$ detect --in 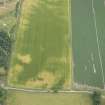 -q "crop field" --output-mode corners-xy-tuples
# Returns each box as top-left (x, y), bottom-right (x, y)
(72, 0), (105, 88)
(8, 0), (71, 89)
(7, 91), (94, 105)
